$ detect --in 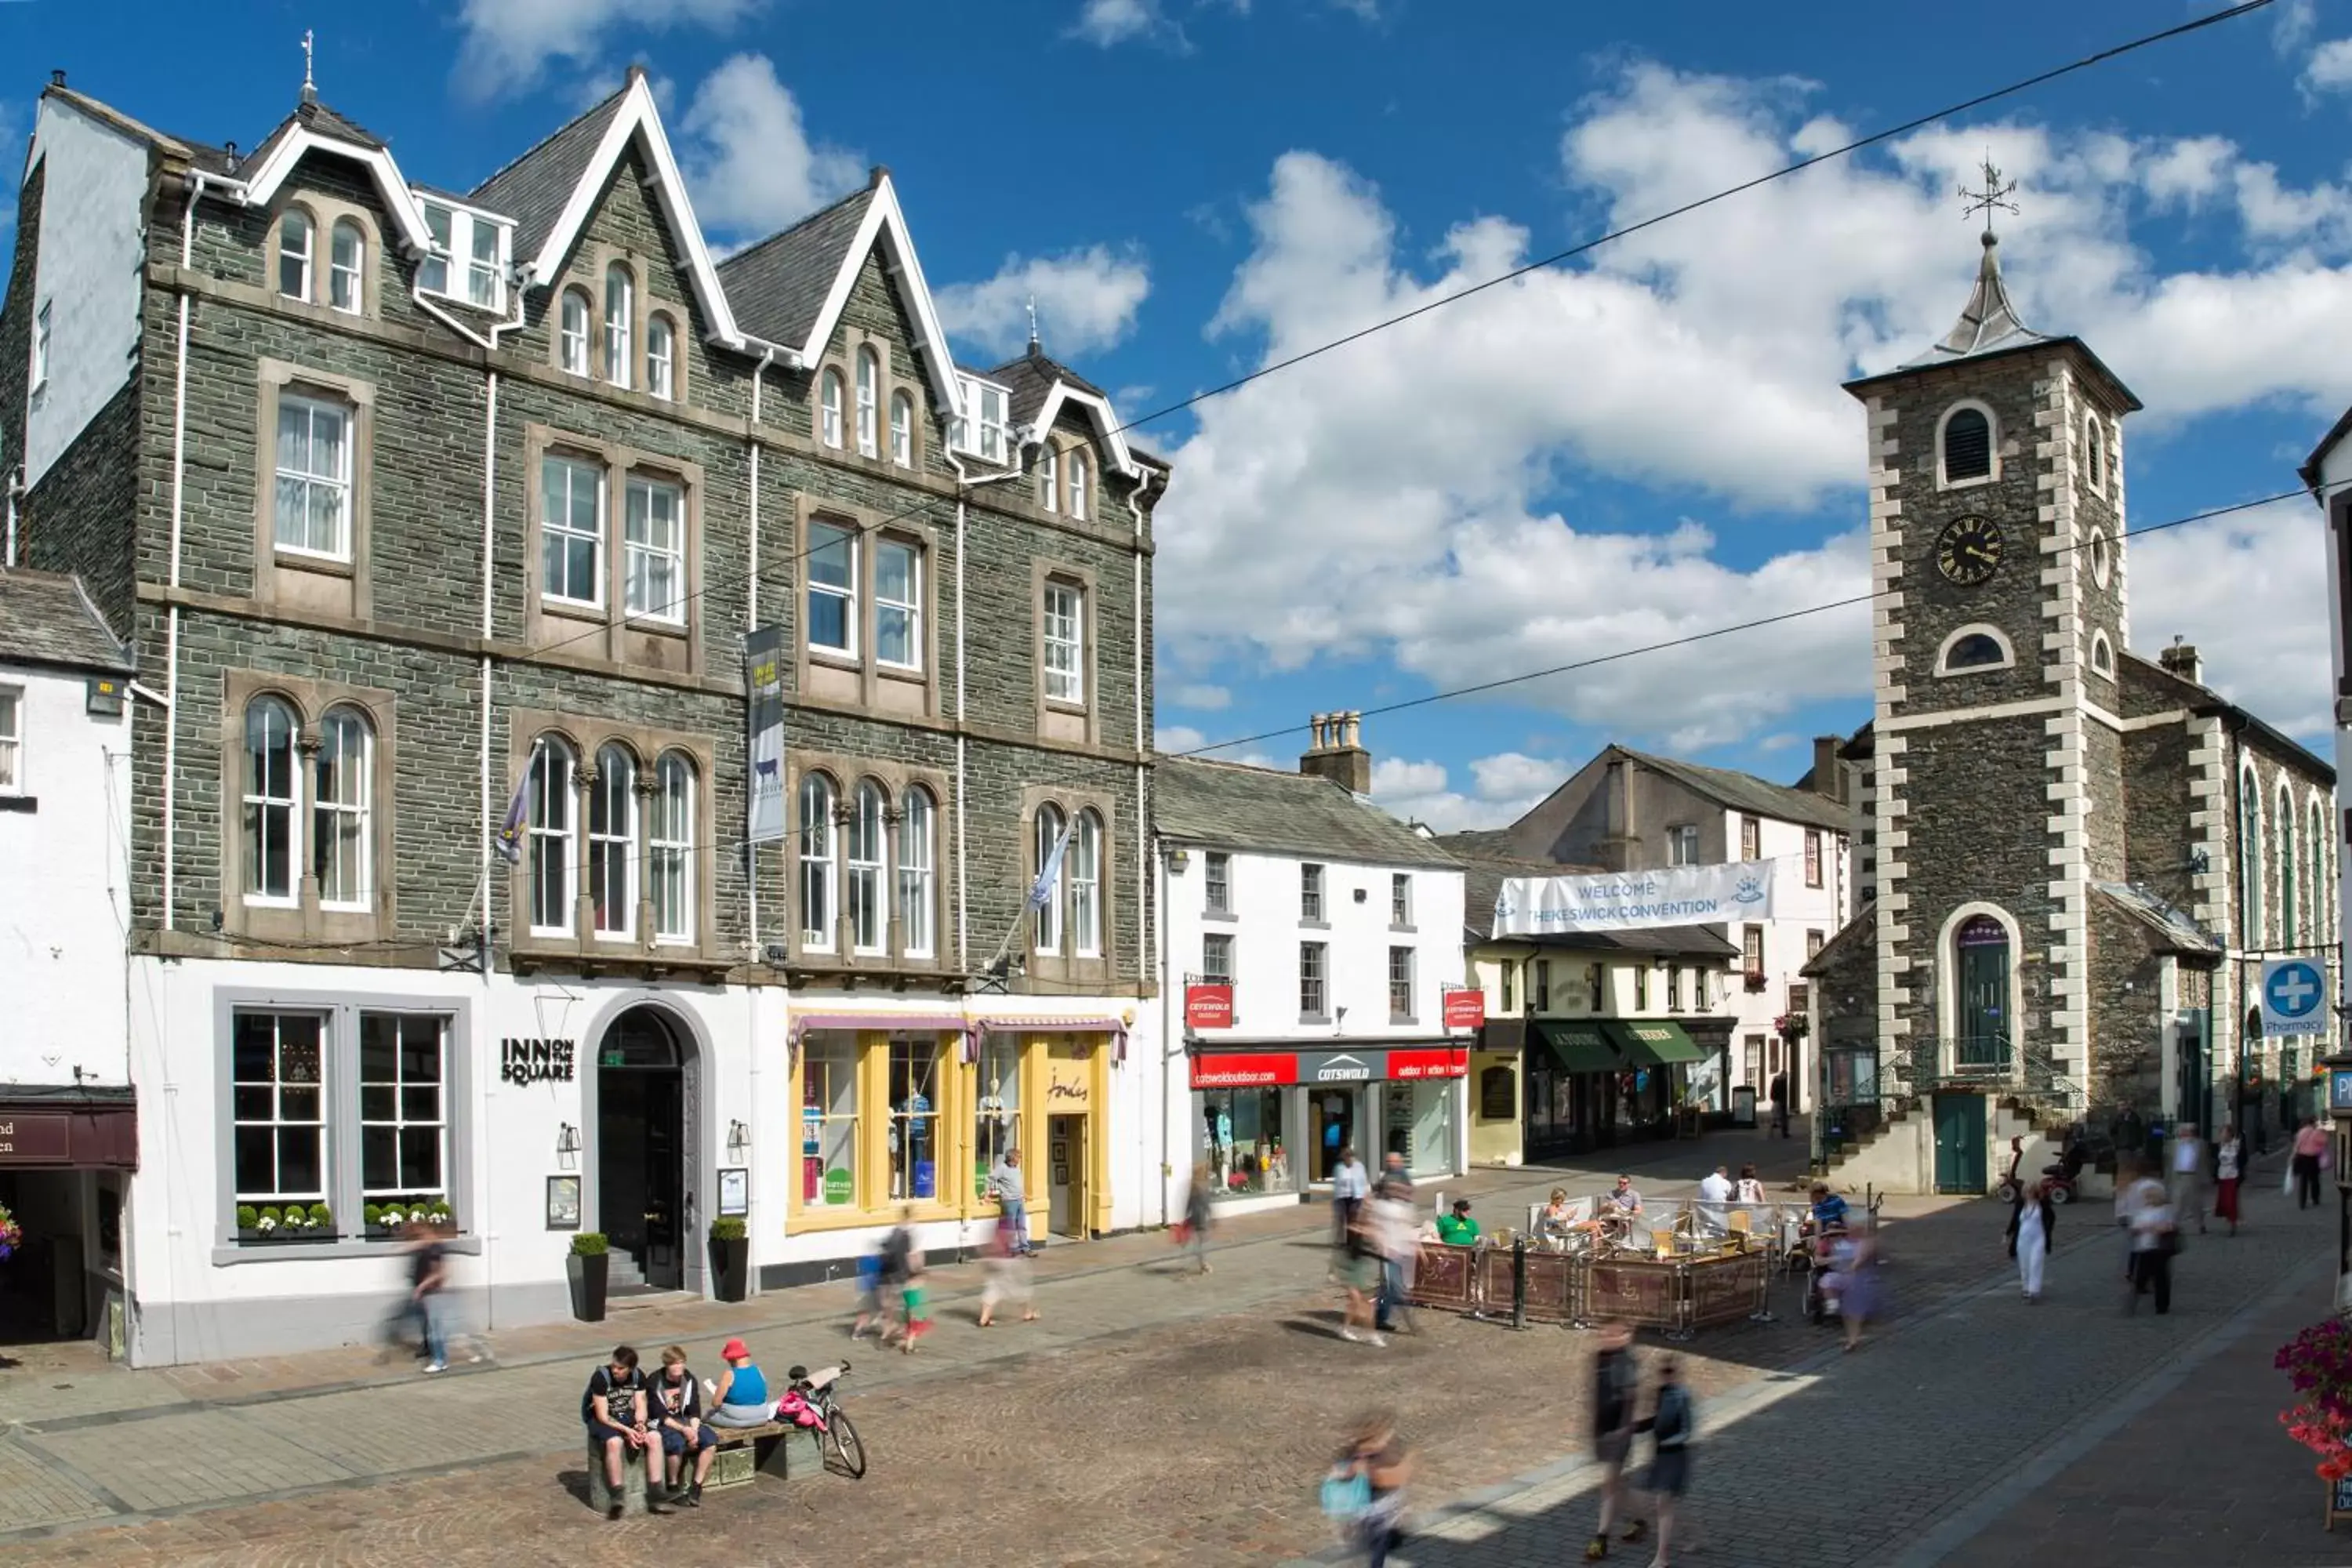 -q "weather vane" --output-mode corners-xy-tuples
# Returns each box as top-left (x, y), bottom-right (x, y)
(1025, 293), (1040, 351)
(1959, 154), (2019, 238)
(302, 30), (316, 94)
